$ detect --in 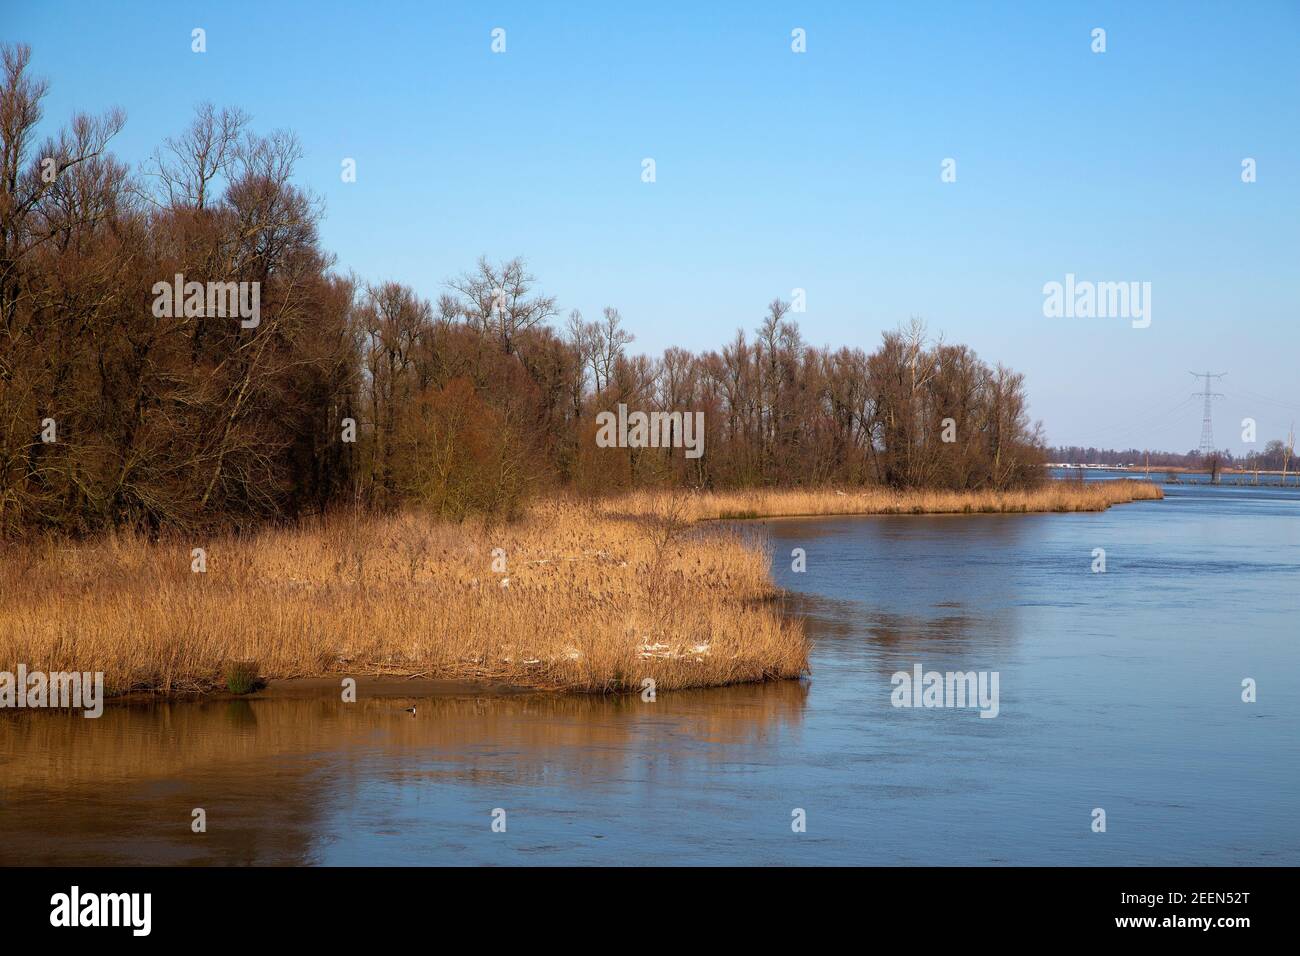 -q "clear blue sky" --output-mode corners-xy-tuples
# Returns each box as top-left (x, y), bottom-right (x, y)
(7, 1), (1299, 452)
